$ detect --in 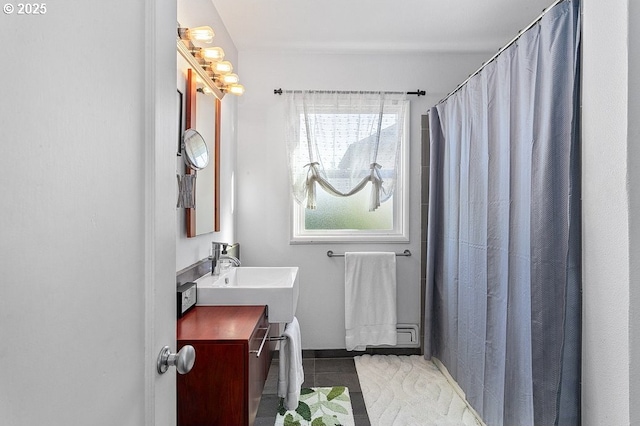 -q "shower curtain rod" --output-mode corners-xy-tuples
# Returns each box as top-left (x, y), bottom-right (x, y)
(436, 0), (566, 106)
(274, 88), (425, 96)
